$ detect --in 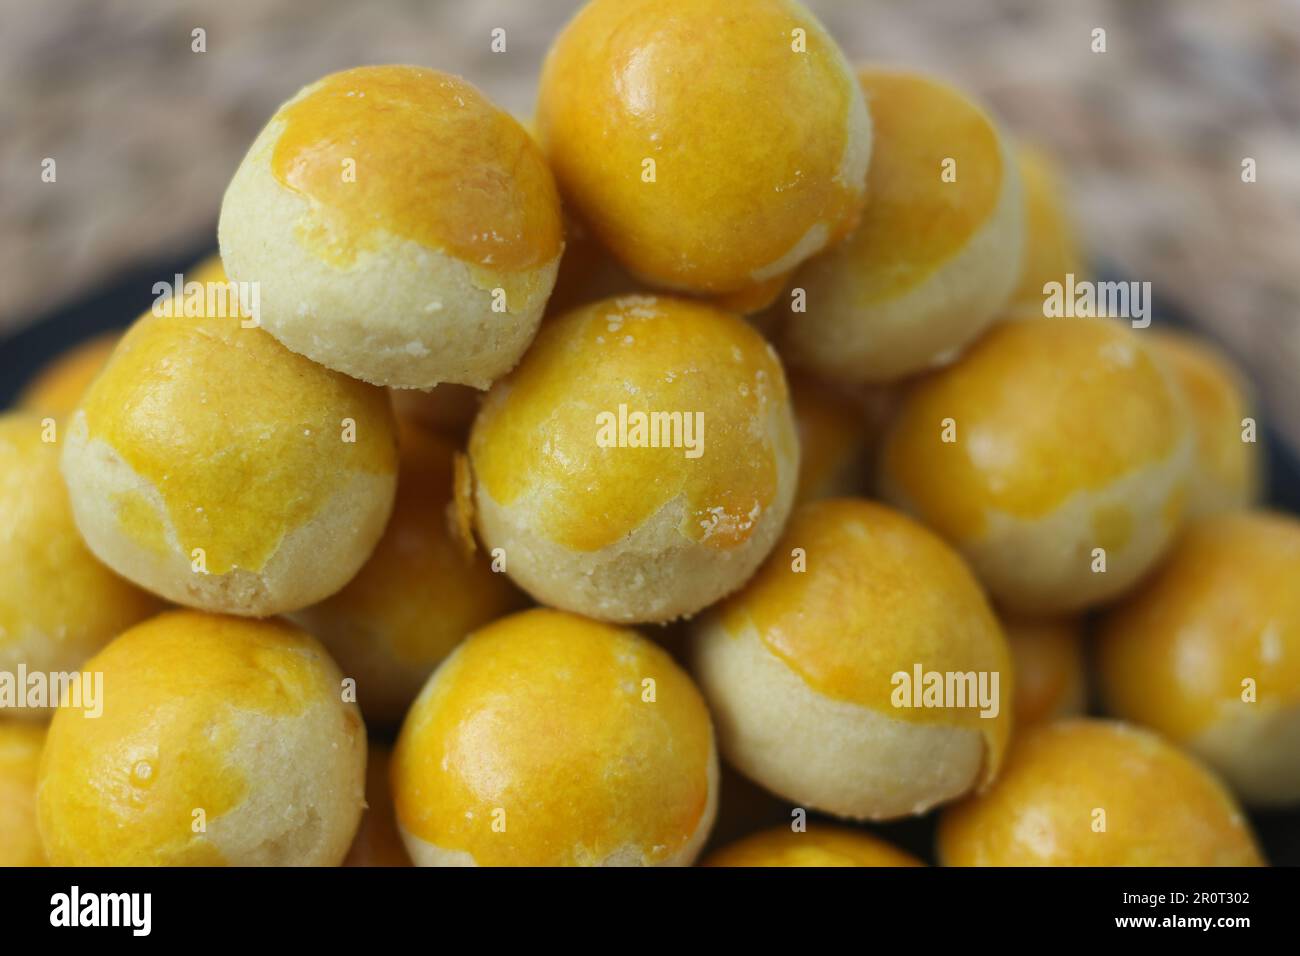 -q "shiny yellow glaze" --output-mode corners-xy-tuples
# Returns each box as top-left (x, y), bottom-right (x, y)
(938, 720), (1262, 866)
(1010, 143), (1084, 307)
(18, 333), (120, 419)
(37, 611), (346, 866)
(881, 318), (1185, 540)
(1097, 512), (1300, 740)
(392, 608), (713, 866)
(470, 296), (794, 552)
(188, 253), (228, 286)
(0, 414), (161, 659)
(299, 423), (525, 714)
(1148, 330), (1259, 514)
(537, 0), (865, 294)
(345, 746), (411, 867)
(803, 67), (1003, 304)
(271, 66), (562, 283)
(704, 824), (922, 867)
(1003, 618), (1084, 728)
(788, 374), (869, 506)
(80, 267), (398, 576)
(0, 723), (47, 866)
(718, 499), (1011, 782)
